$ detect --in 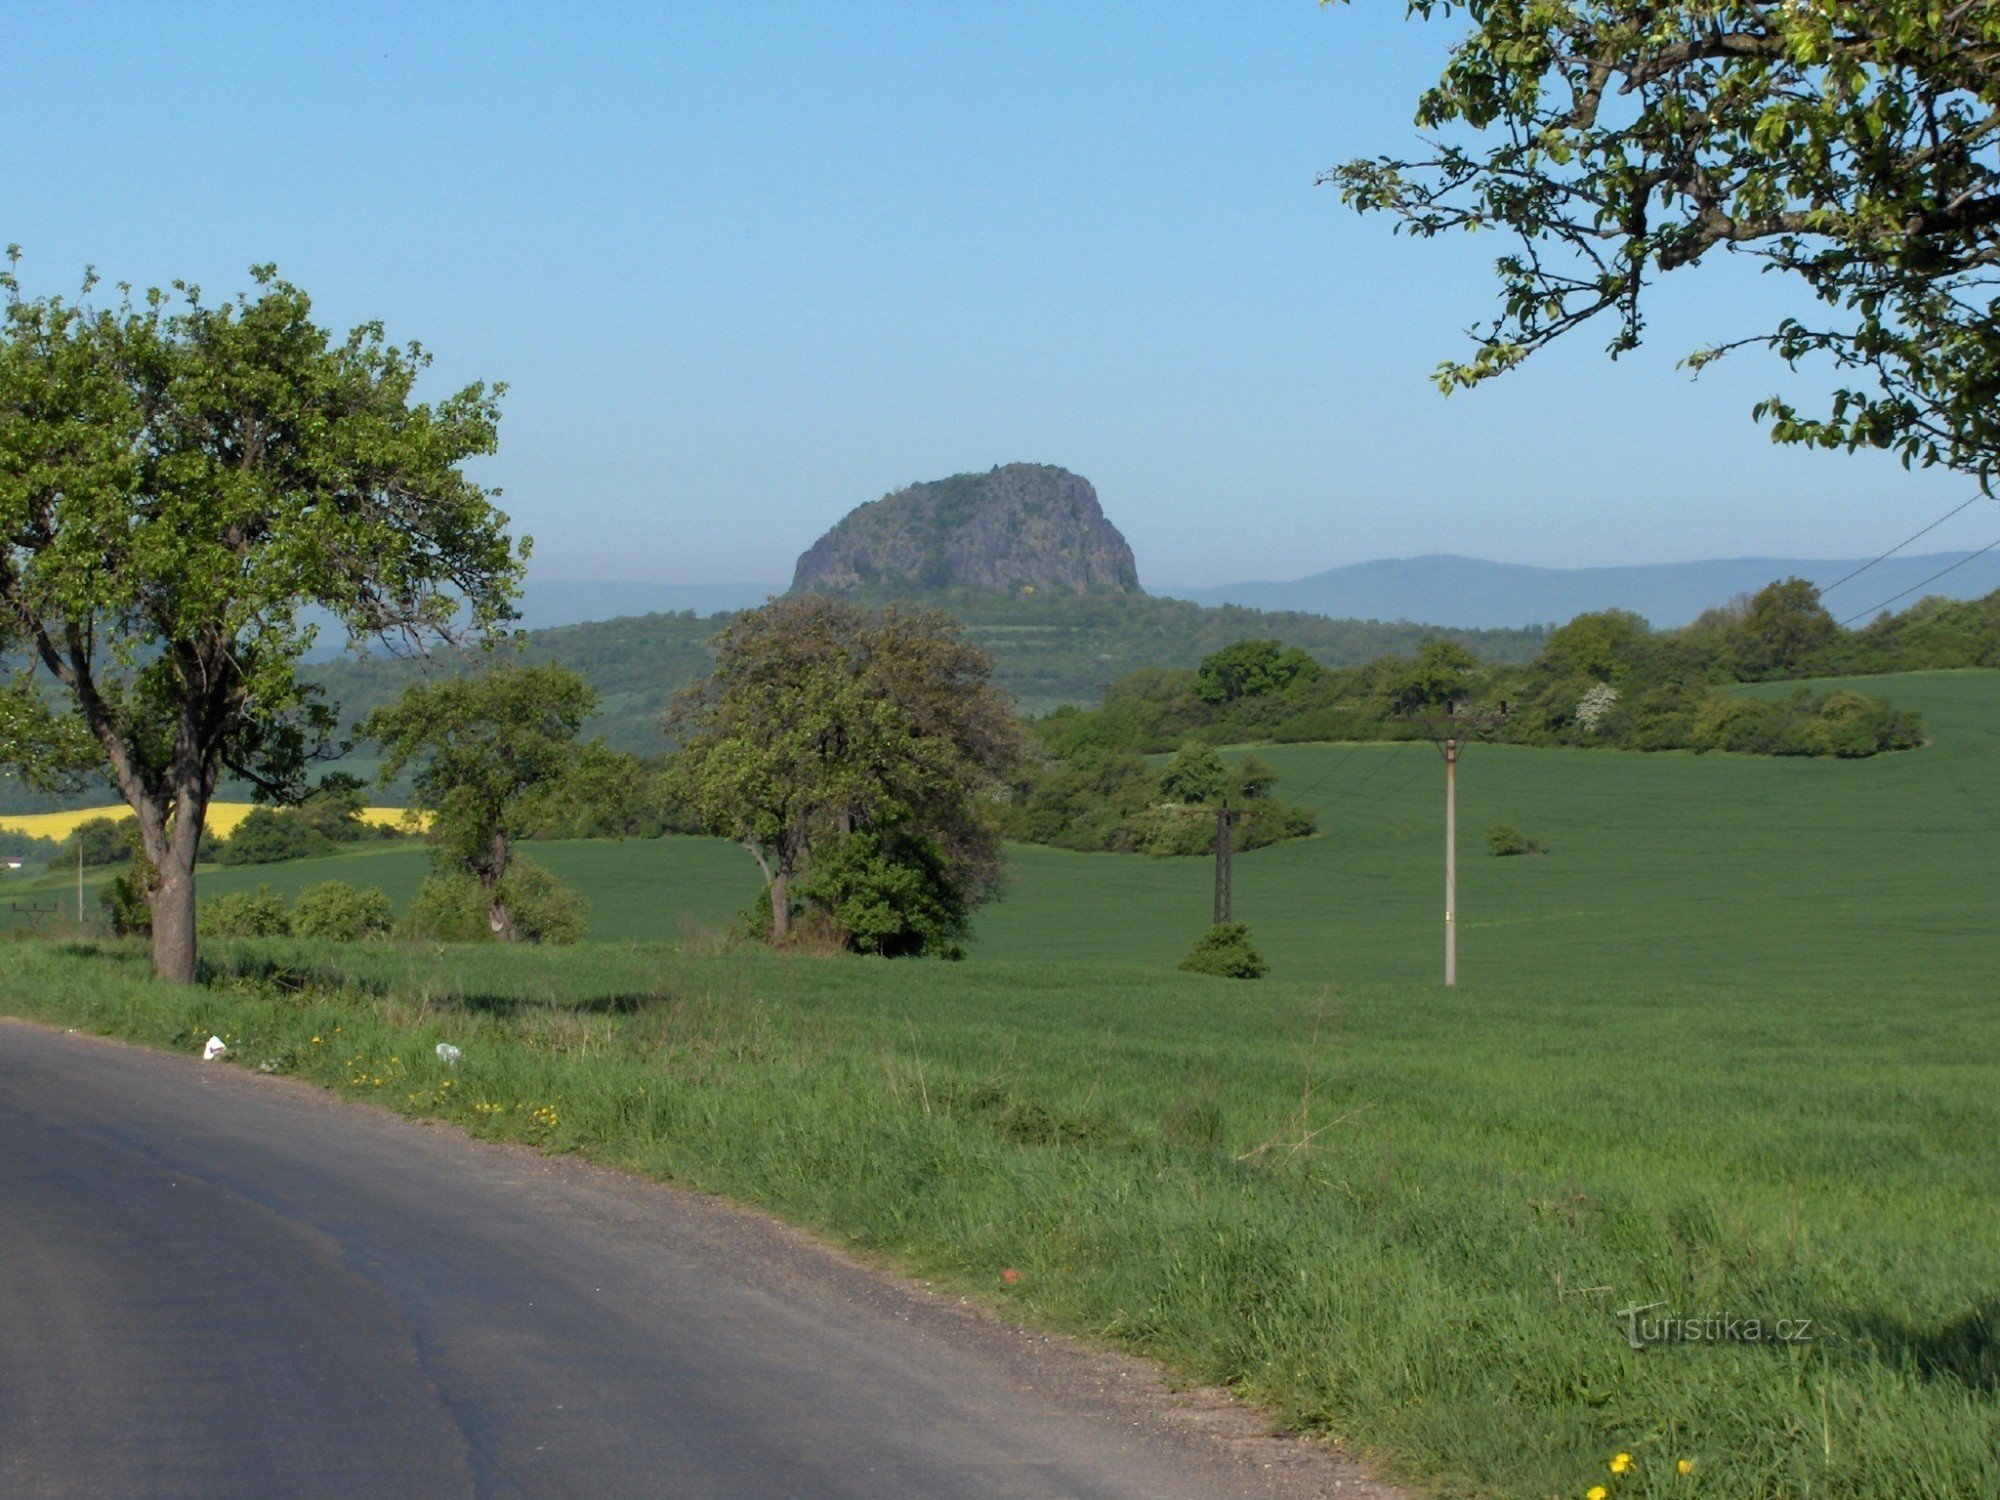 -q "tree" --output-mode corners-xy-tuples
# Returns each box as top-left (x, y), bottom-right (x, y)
(1193, 639), (1321, 703)
(1742, 577), (1837, 674)
(0, 259), (520, 981)
(1541, 609), (1651, 682)
(213, 806), (335, 866)
(668, 596), (1023, 947)
(1158, 743), (1228, 805)
(1386, 639), (1480, 715)
(1330, 5), (2000, 485)
(365, 664), (594, 942)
